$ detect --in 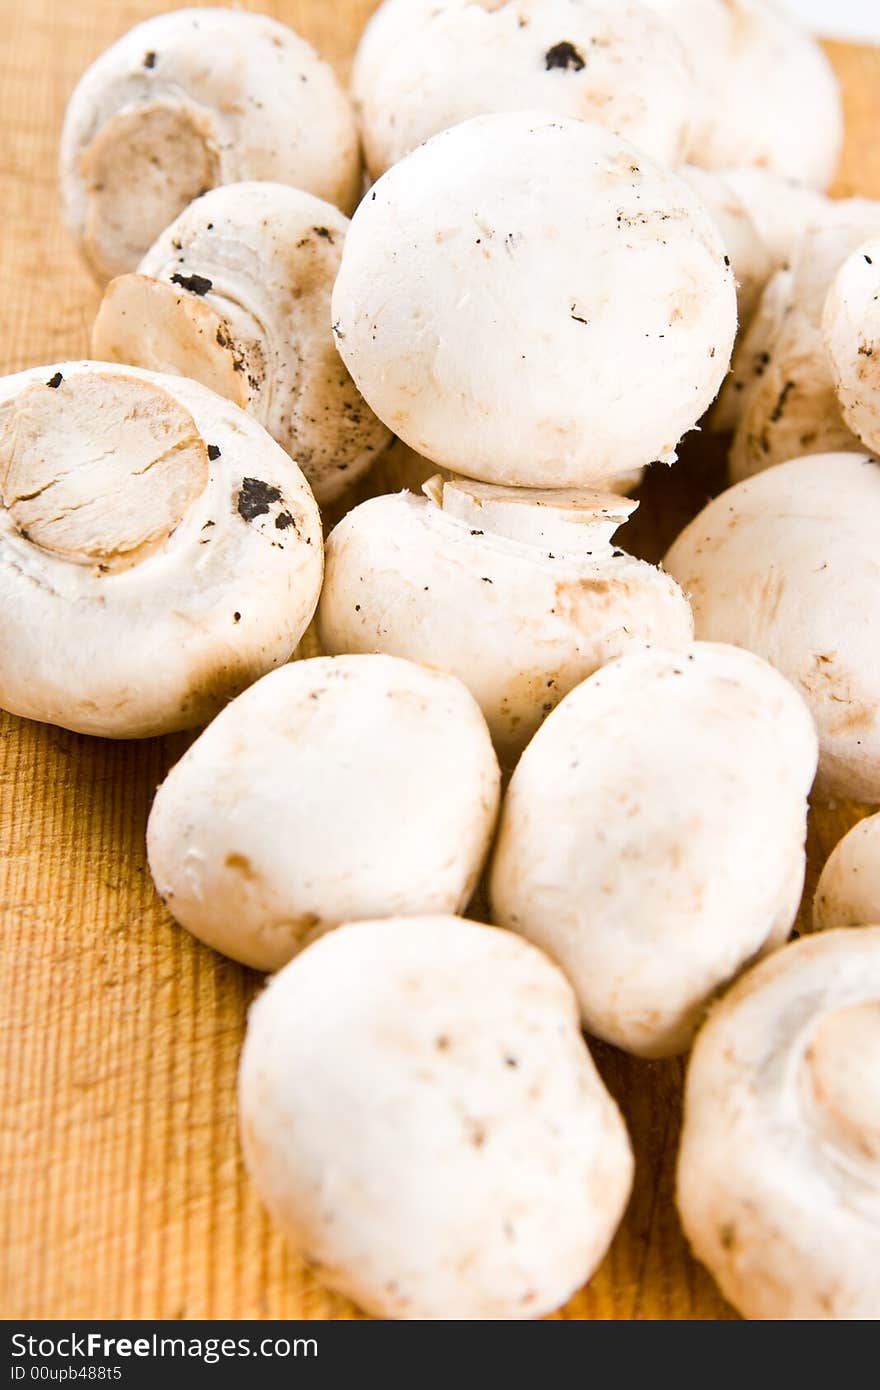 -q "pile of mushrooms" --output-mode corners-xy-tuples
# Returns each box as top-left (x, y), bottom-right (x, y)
(2, 0), (876, 1323)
